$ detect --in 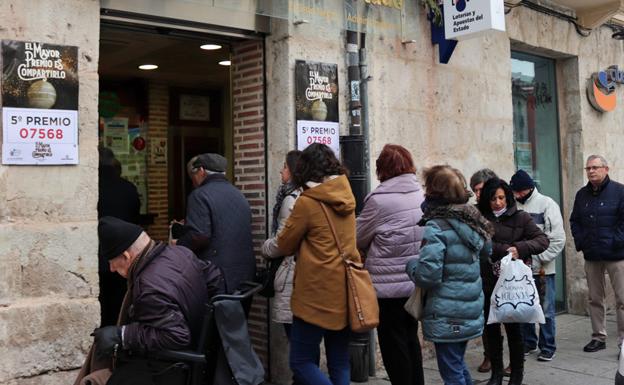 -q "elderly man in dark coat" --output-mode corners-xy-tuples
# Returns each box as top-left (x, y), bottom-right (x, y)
(571, 154), (624, 353)
(75, 216), (222, 385)
(176, 153), (256, 295)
